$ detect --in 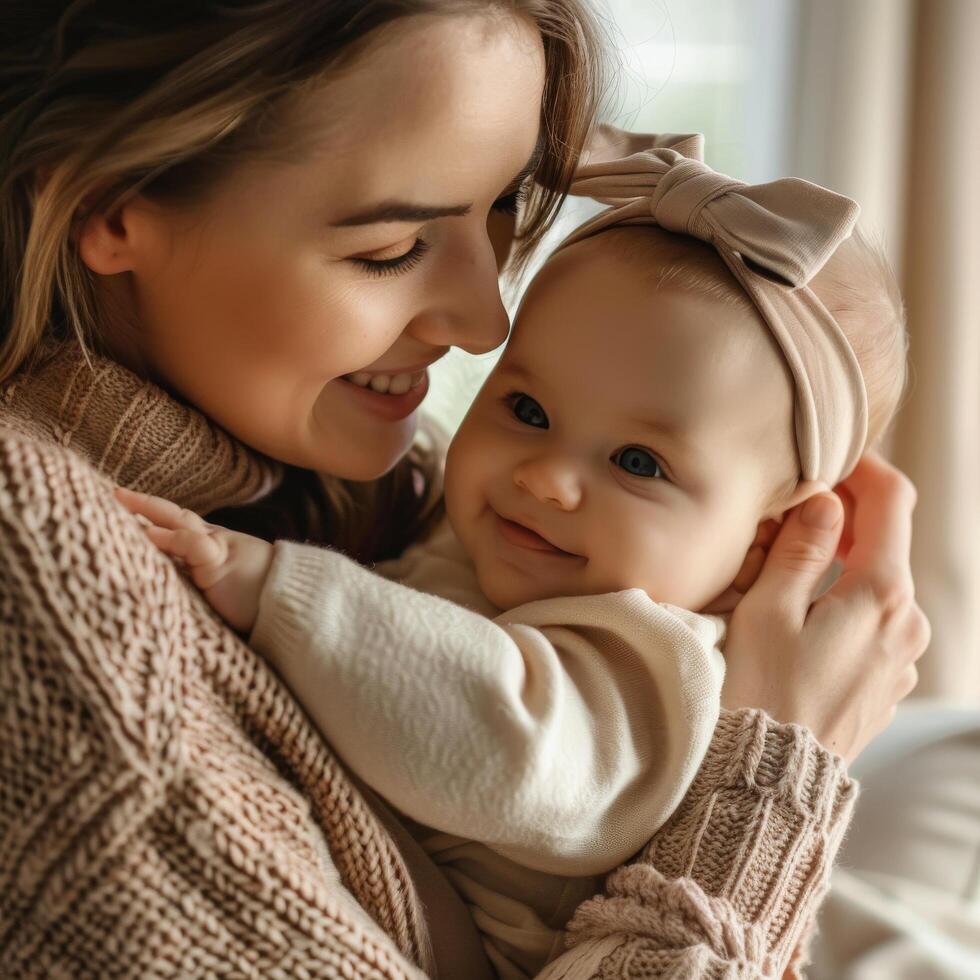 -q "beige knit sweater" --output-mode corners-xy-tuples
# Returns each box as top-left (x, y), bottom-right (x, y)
(0, 342), (858, 979)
